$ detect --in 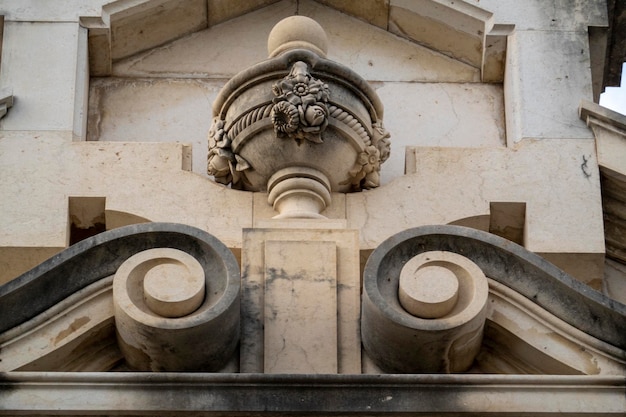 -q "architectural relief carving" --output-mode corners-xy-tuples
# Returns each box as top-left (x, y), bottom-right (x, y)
(114, 247), (240, 372)
(271, 61), (330, 144)
(207, 16), (390, 208)
(3, 1), (626, 415)
(362, 249), (489, 373)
